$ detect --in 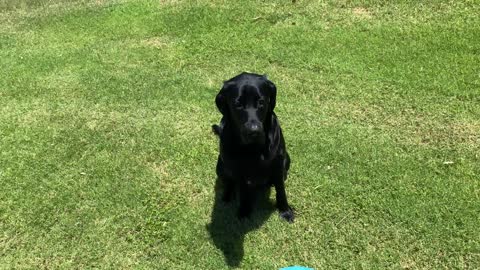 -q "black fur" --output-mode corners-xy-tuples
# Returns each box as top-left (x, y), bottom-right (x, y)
(213, 72), (294, 223)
